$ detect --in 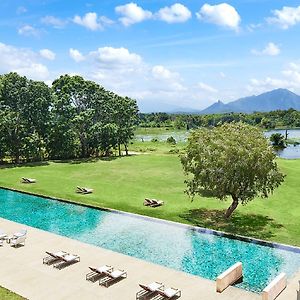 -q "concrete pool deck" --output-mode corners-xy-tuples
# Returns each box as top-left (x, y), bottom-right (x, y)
(0, 218), (297, 300)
